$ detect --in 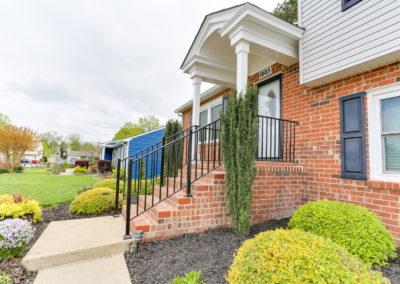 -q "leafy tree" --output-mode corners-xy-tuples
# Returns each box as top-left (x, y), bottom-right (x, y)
(273, 0), (298, 24)
(81, 142), (98, 157)
(0, 113), (10, 129)
(133, 115), (161, 132)
(220, 85), (258, 236)
(113, 127), (144, 141)
(59, 141), (68, 158)
(68, 134), (81, 151)
(0, 125), (39, 171)
(39, 131), (61, 157)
